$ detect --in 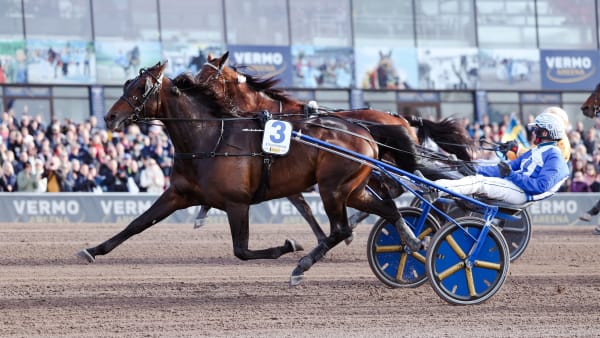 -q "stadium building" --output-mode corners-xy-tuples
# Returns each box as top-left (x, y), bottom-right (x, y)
(0, 0), (598, 126)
